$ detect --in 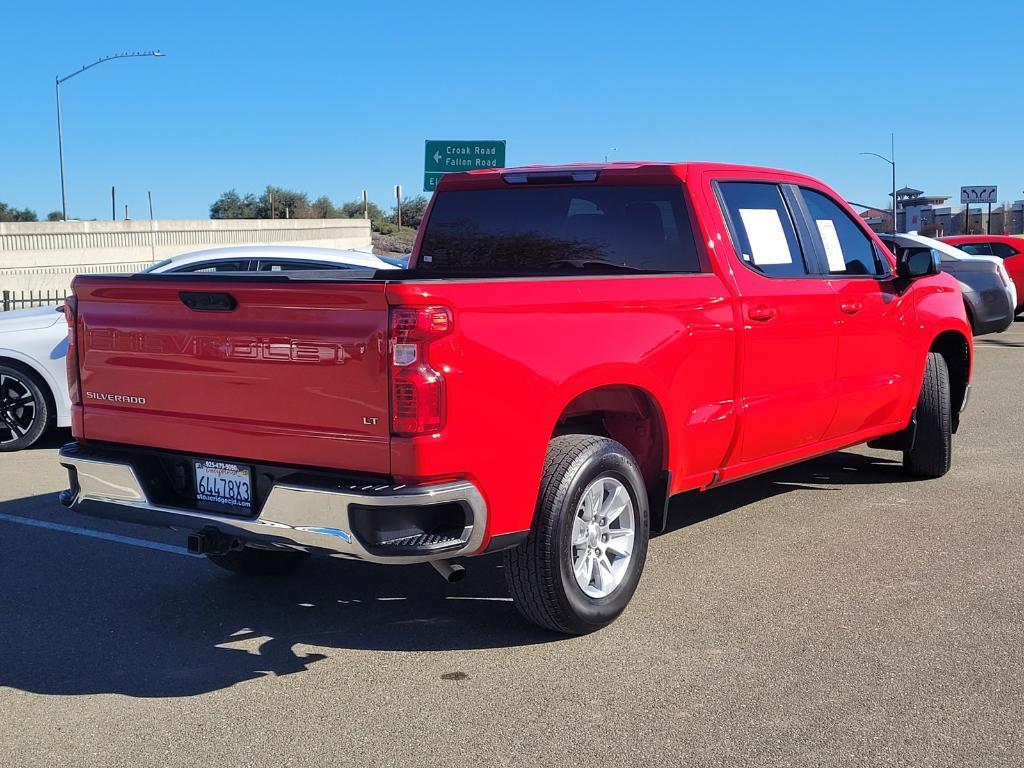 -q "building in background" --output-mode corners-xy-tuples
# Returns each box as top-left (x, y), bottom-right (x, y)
(892, 188), (952, 236)
(858, 186), (1024, 237)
